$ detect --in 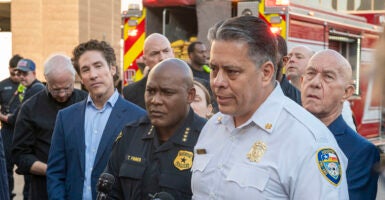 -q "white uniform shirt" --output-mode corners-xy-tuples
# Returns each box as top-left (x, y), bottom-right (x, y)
(342, 100), (356, 131)
(191, 84), (349, 200)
